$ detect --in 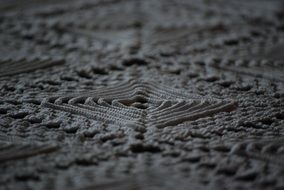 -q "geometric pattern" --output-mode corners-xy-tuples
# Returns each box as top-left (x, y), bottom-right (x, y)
(0, 57), (64, 77)
(0, 135), (58, 163)
(42, 80), (237, 128)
